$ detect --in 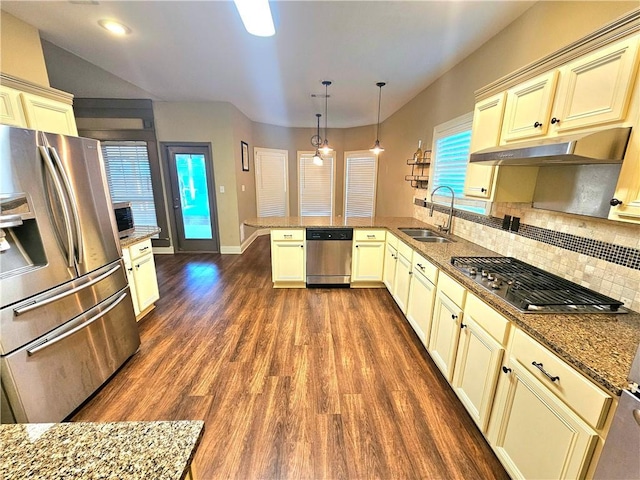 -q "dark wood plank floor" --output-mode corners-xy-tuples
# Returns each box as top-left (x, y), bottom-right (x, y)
(73, 235), (509, 479)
